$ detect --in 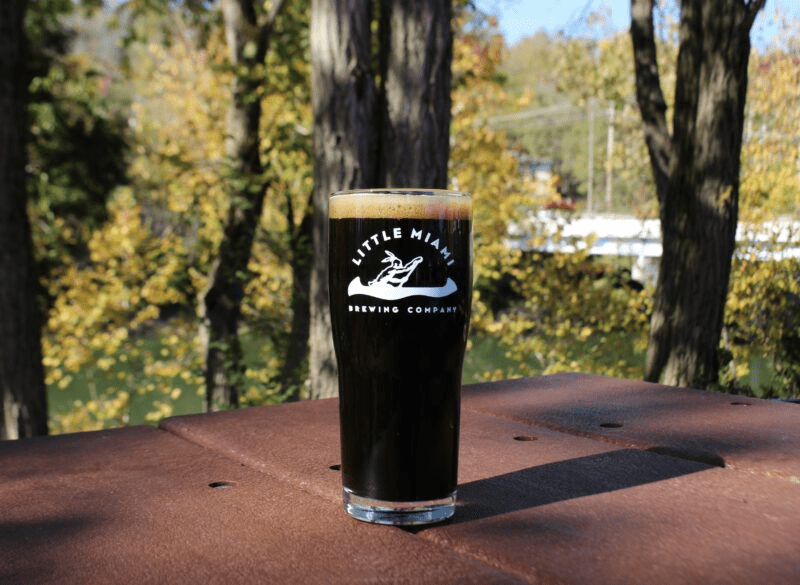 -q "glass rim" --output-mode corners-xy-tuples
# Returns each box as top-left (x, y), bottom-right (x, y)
(331, 188), (470, 198)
